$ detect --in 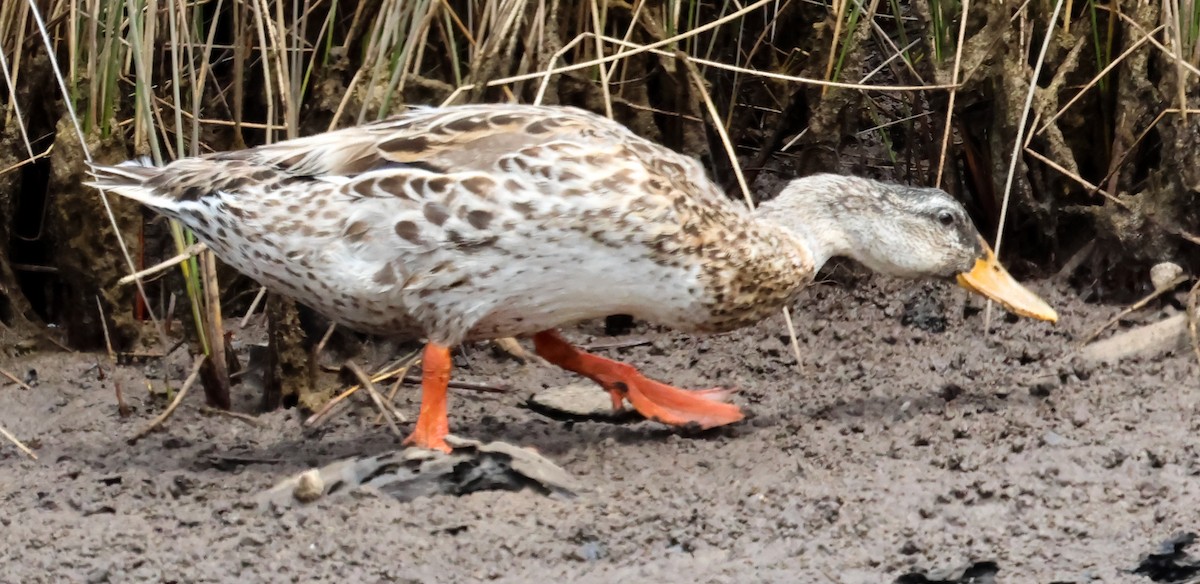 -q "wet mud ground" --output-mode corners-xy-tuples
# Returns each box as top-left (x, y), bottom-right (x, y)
(0, 276), (1197, 583)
